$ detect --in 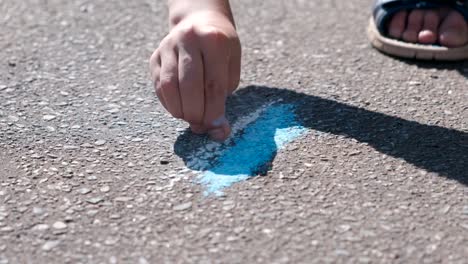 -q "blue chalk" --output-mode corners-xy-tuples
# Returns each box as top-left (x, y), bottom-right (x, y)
(198, 104), (307, 195)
